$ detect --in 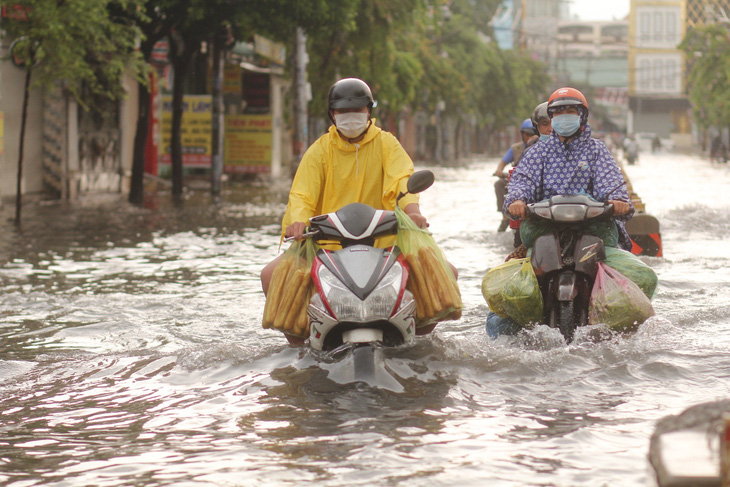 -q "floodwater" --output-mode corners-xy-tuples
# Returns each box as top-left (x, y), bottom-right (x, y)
(1, 152), (729, 487)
